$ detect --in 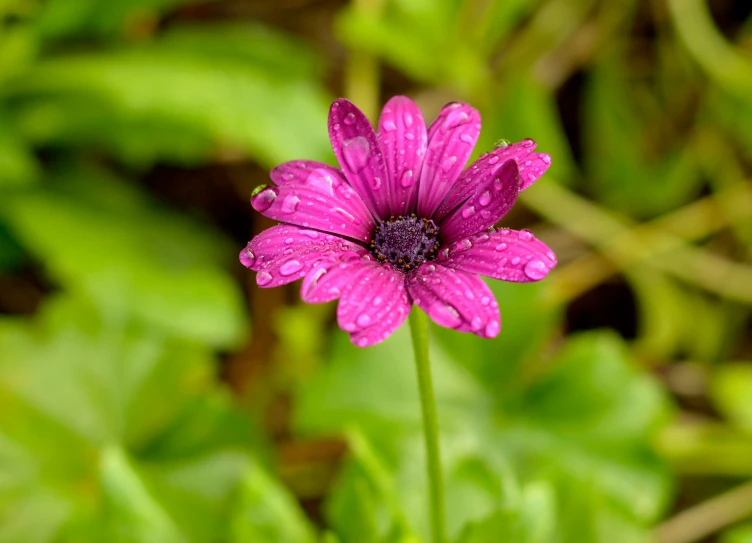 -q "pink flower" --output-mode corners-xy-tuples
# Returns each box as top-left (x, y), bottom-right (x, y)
(240, 97), (556, 347)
